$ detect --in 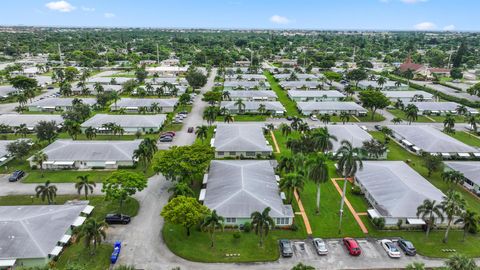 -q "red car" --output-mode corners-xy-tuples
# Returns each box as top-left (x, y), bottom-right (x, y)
(162, 131), (176, 137)
(343, 238), (361, 256)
